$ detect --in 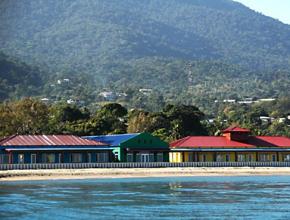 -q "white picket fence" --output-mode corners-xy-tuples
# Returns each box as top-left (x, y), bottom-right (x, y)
(1, 161), (290, 170)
